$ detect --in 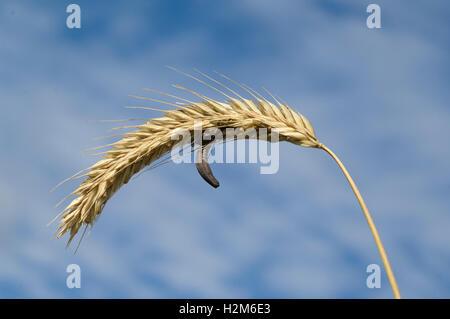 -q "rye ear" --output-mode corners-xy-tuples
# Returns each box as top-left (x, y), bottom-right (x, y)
(52, 69), (400, 299)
